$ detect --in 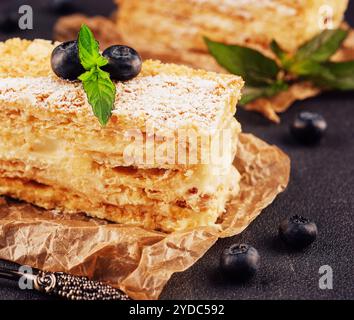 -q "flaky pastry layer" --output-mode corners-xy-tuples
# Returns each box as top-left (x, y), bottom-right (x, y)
(0, 163), (240, 232)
